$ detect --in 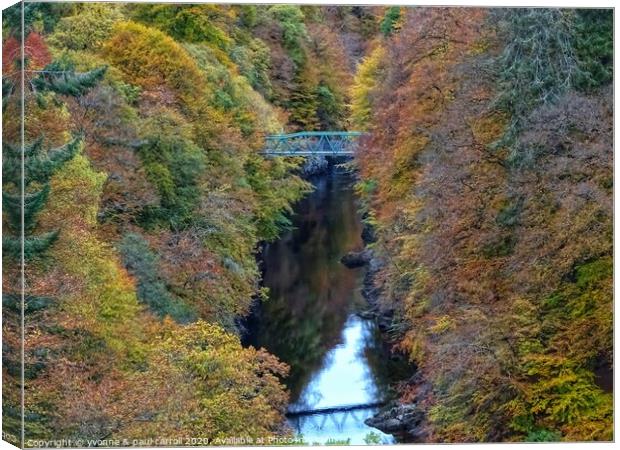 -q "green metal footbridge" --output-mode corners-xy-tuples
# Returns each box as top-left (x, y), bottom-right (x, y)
(262, 131), (363, 156)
